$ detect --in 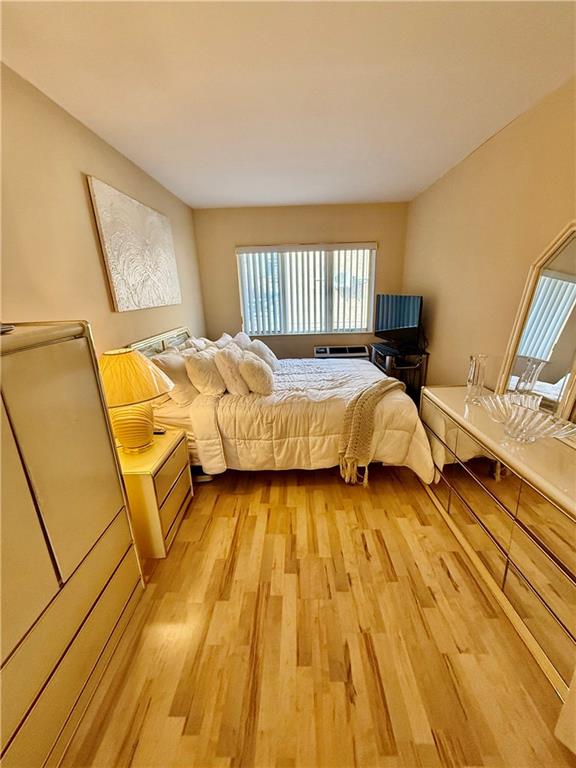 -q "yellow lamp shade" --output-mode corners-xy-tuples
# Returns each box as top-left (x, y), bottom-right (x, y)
(99, 348), (174, 453)
(99, 348), (173, 407)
